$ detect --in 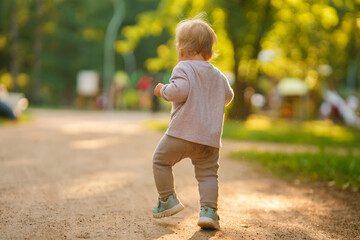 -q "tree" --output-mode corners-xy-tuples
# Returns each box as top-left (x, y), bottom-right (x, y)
(0, 0), (358, 109)
(118, 0), (360, 119)
(103, 0), (125, 110)
(218, 0), (274, 119)
(10, 0), (19, 91)
(119, 0), (276, 119)
(0, 0), (161, 105)
(259, 0), (360, 118)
